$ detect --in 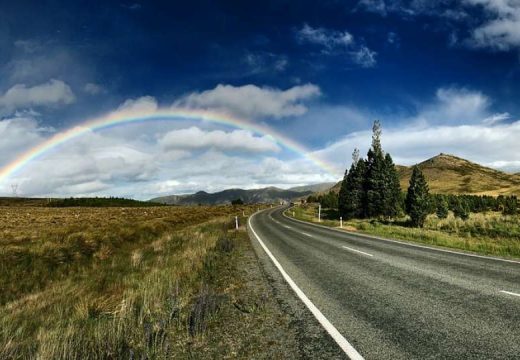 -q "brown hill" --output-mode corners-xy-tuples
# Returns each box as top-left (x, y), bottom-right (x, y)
(327, 154), (520, 196)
